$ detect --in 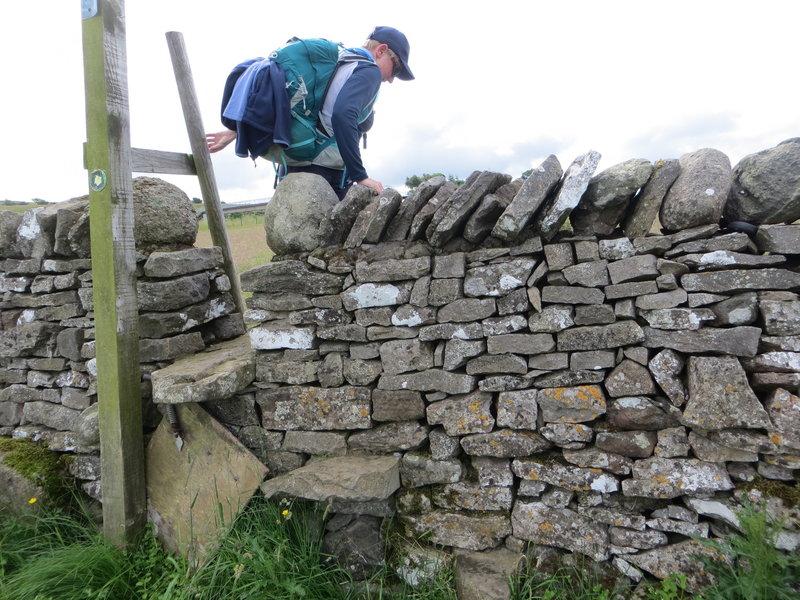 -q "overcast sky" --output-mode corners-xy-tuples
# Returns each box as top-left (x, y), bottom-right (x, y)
(2, 0), (798, 204)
